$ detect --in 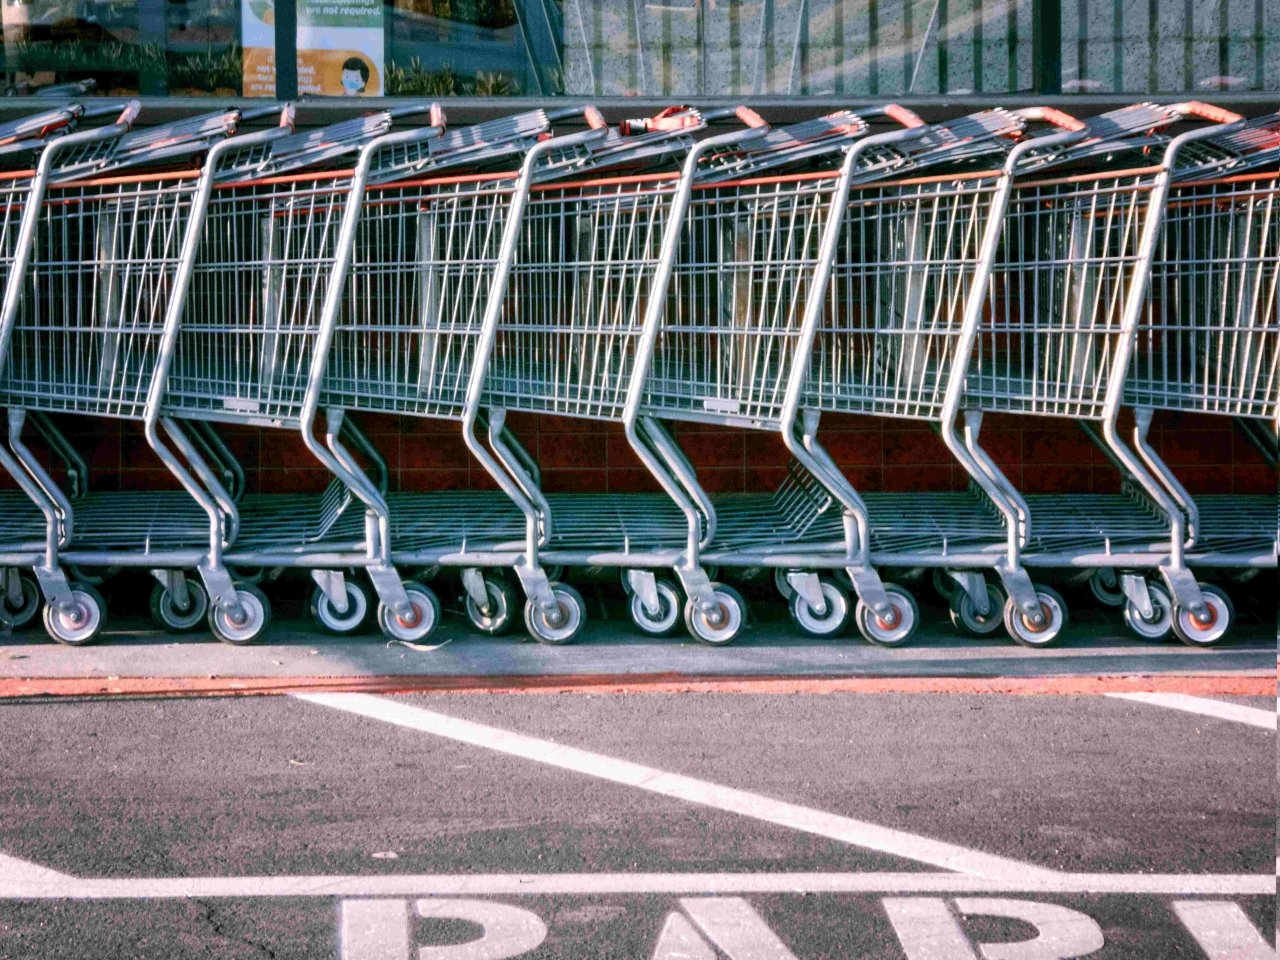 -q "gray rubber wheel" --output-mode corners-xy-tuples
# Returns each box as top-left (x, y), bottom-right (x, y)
(310, 579), (371, 635)
(43, 583), (105, 646)
(2, 572), (41, 631)
(378, 581), (441, 643)
(684, 583), (747, 646)
(208, 584), (271, 646)
(1003, 584), (1068, 648)
(150, 579), (210, 634)
(524, 582), (586, 645)
(465, 575), (519, 636)
(949, 582), (1006, 636)
(1088, 569), (1124, 608)
(788, 577), (851, 638)
(1171, 582), (1234, 648)
(629, 578), (682, 637)
(1121, 582), (1173, 641)
(855, 583), (919, 647)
